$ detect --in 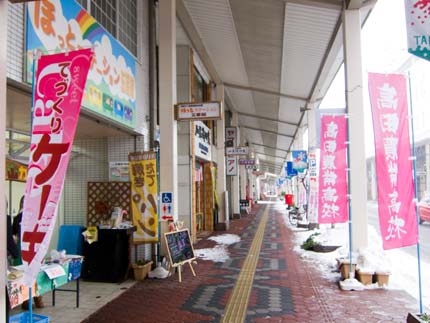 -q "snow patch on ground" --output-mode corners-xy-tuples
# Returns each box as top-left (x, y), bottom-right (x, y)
(208, 234), (241, 245)
(195, 245), (230, 263)
(282, 206), (430, 311)
(195, 234), (241, 263)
